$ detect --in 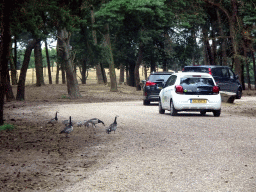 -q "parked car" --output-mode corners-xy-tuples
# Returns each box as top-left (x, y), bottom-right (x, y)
(182, 65), (242, 99)
(159, 72), (221, 116)
(142, 71), (174, 105)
